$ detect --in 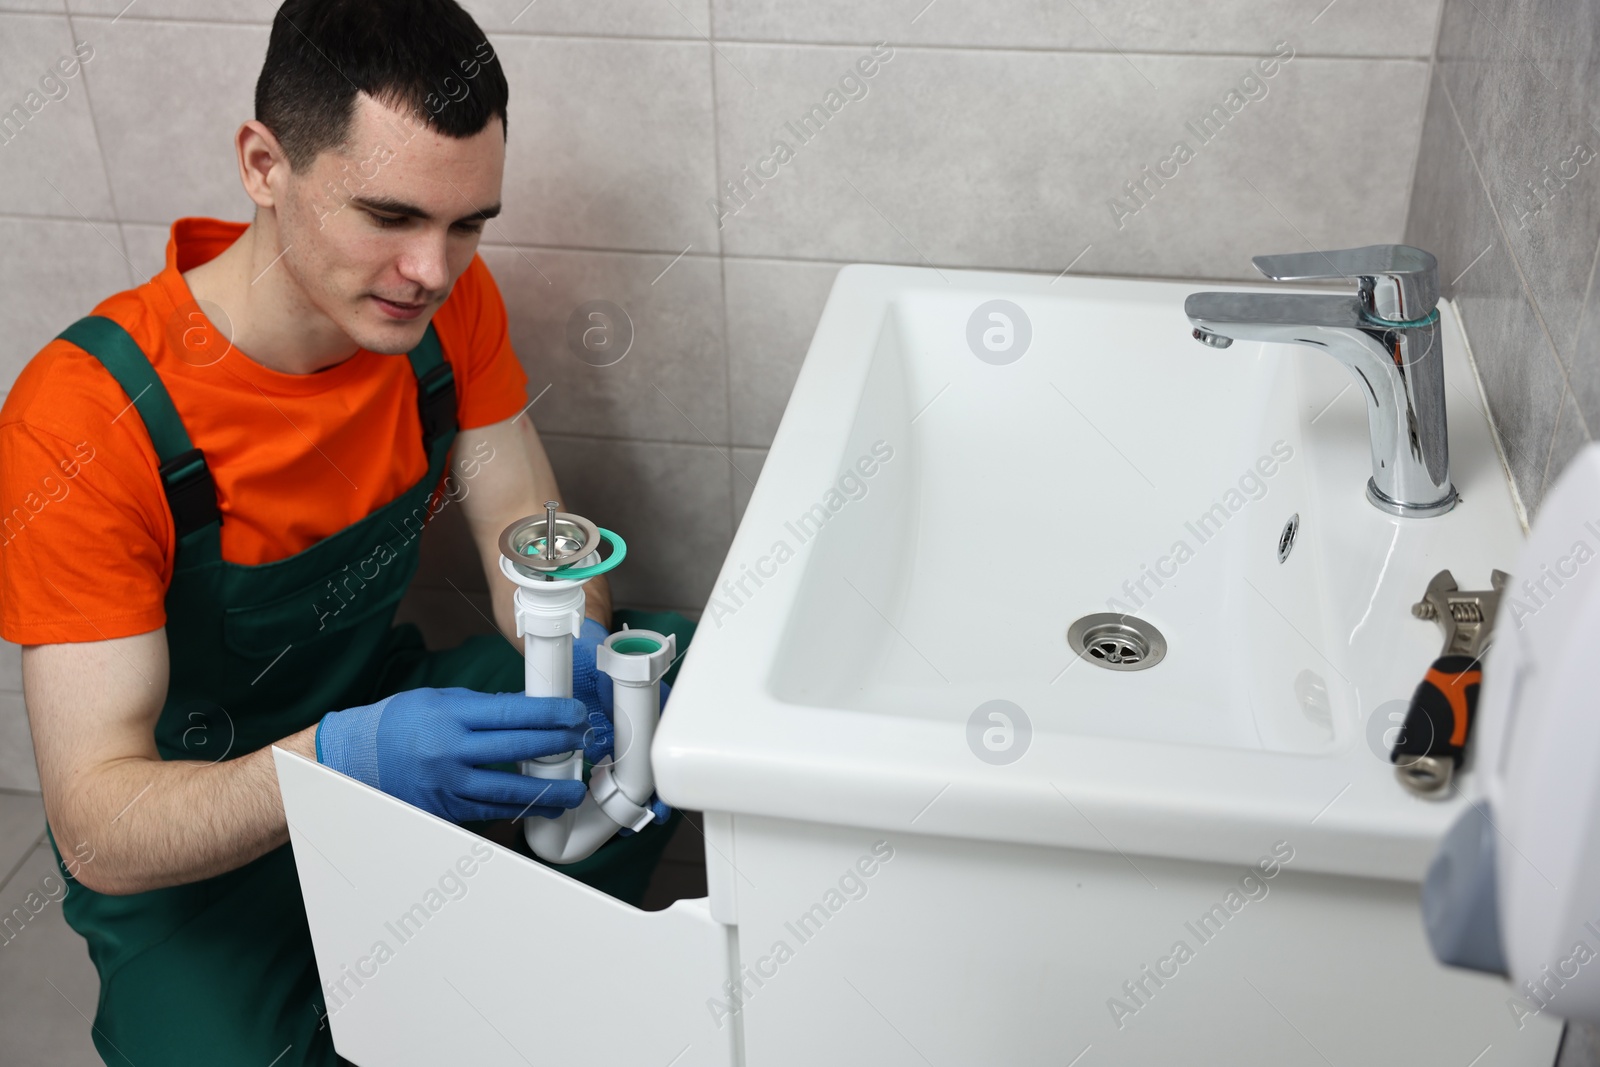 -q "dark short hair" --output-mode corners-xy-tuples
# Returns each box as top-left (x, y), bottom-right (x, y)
(255, 0), (508, 172)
